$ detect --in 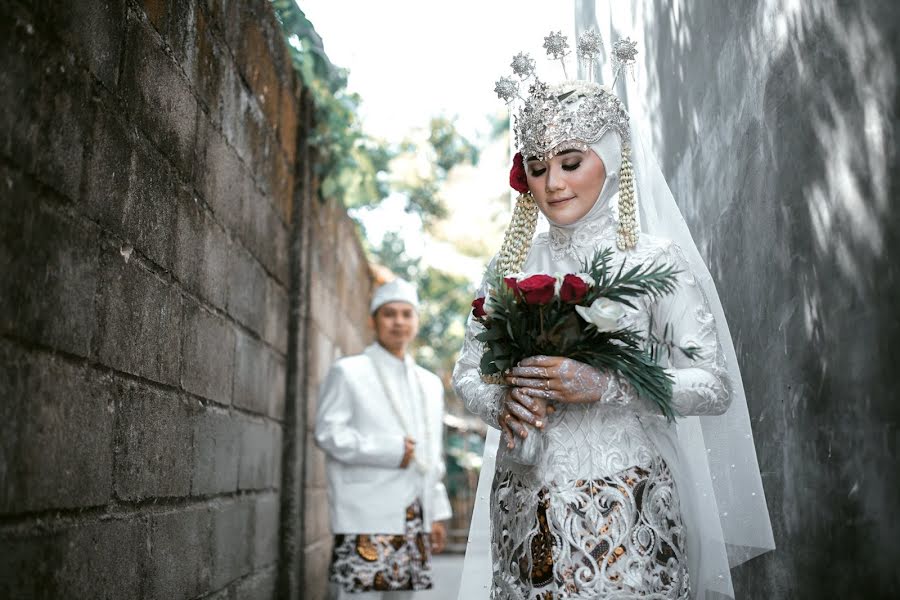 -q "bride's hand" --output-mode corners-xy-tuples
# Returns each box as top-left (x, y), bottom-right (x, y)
(498, 388), (552, 449)
(506, 356), (609, 404)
